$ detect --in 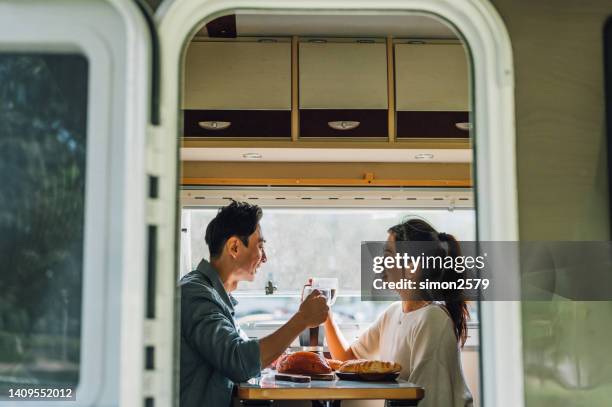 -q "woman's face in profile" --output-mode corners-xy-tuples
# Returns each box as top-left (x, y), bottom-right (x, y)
(382, 233), (403, 283)
(382, 233), (419, 286)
